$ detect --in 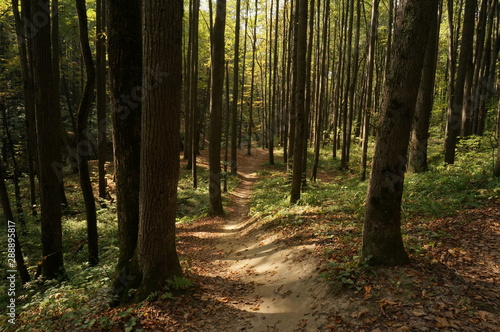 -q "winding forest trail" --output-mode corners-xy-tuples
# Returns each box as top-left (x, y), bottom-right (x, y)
(173, 149), (500, 332)
(217, 150), (330, 331)
(206, 149), (338, 331)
